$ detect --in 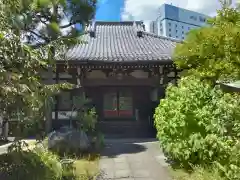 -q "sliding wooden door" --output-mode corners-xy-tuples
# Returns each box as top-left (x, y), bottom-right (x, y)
(103, 91), (118, 117)
(103, 88), (133, 119)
